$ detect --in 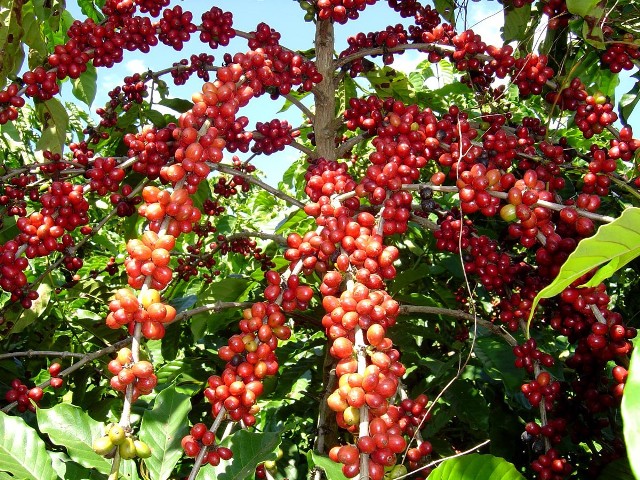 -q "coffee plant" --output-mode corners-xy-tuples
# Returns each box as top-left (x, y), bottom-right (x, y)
(1, 0), (640, 479)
